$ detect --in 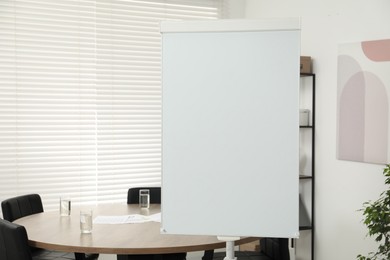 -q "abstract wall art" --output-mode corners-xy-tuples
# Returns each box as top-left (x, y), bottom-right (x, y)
(337, 39), (390, 164)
